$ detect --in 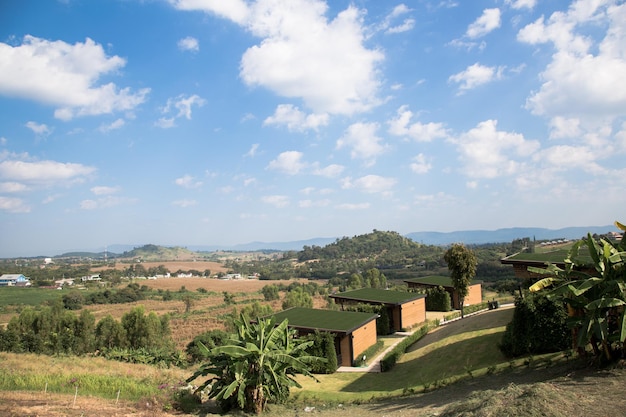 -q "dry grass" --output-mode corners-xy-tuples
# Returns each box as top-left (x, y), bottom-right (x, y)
(92, 261), (229, 274)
